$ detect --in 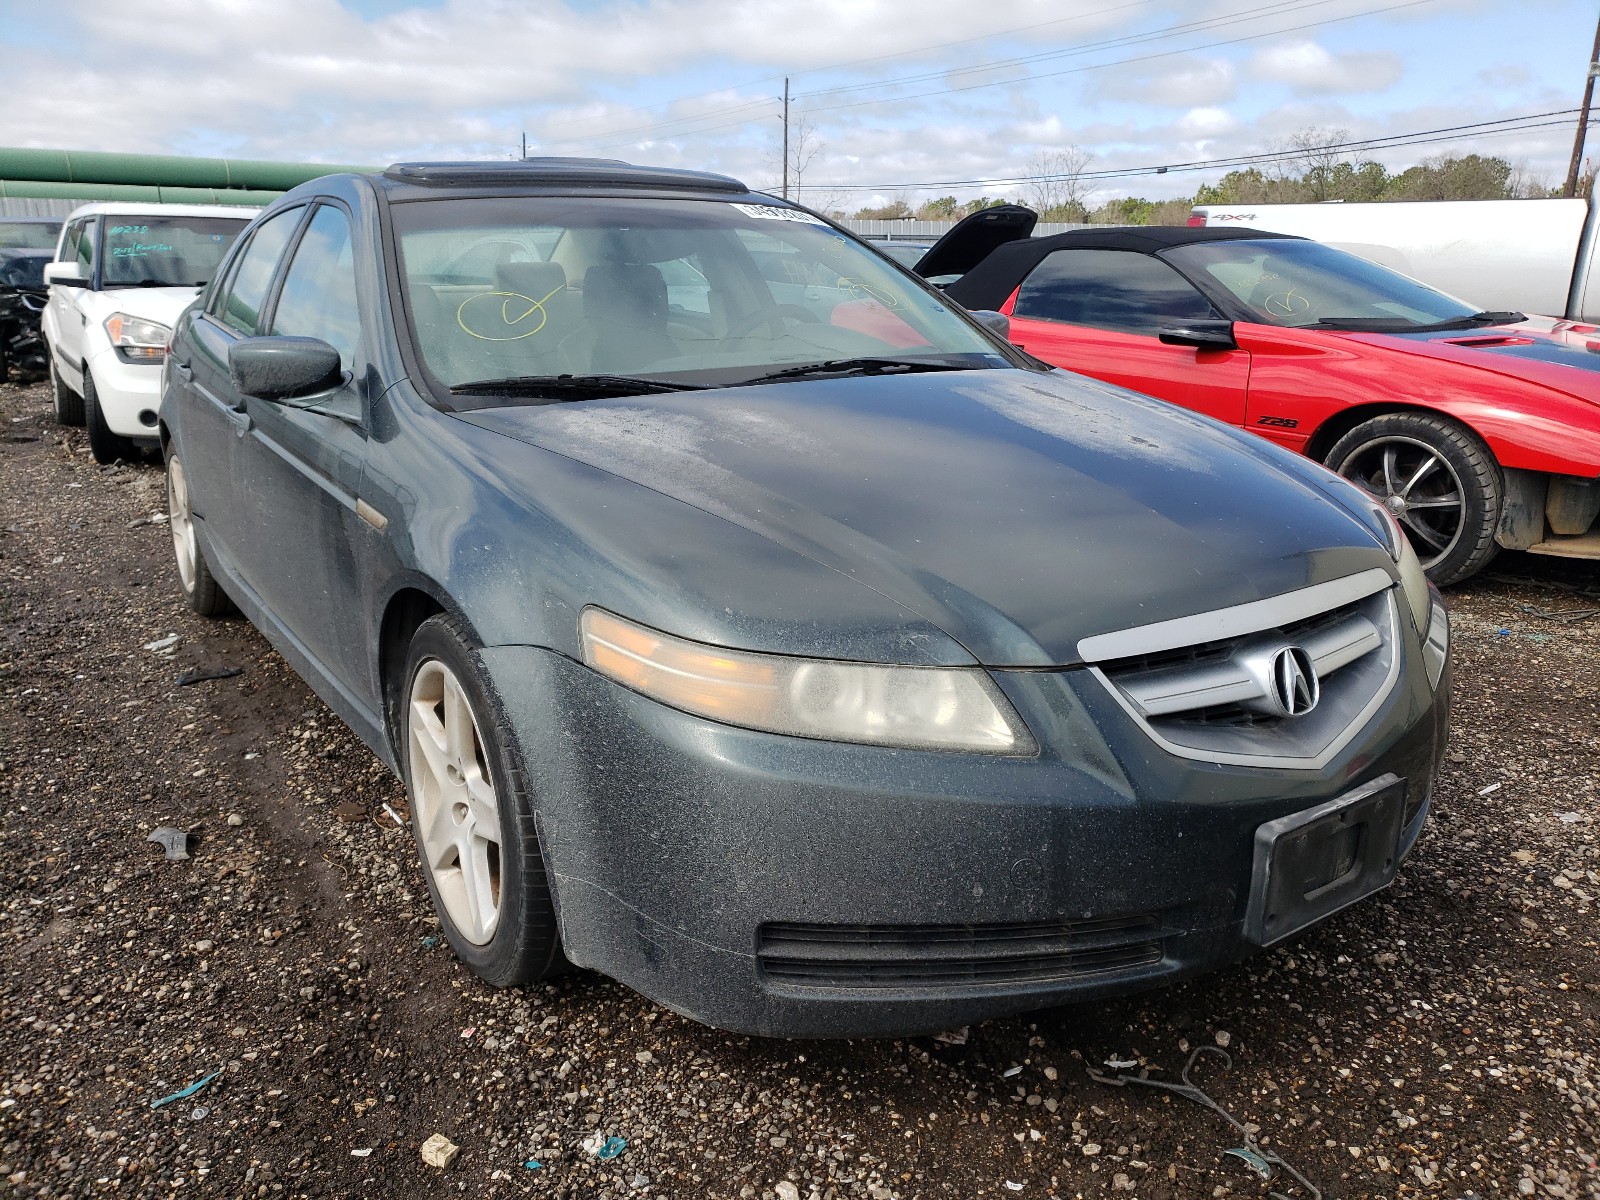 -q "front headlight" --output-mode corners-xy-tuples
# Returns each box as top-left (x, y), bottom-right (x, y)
(580, 608), (1035, 755)
(104, 313), (172, 361)
(1395, 534), (1449, 689)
